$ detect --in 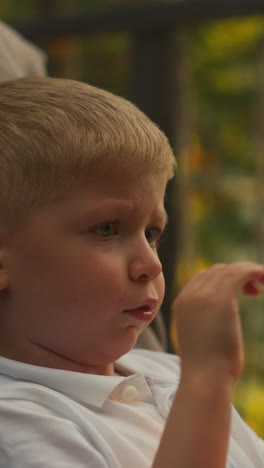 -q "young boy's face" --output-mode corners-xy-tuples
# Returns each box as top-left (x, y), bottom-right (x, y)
(1, 169), (168, 373)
